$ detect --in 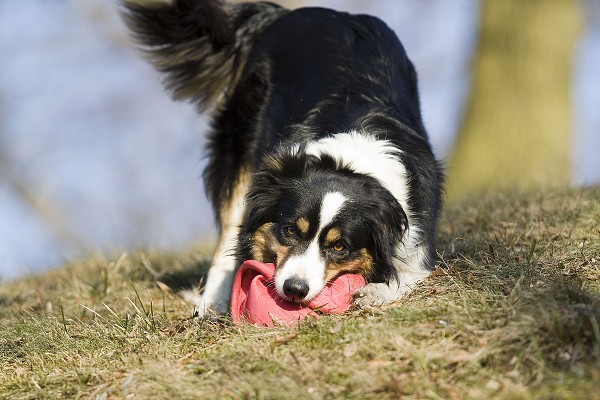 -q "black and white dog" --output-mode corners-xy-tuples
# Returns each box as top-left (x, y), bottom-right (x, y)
(123, 0), (443, 315)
